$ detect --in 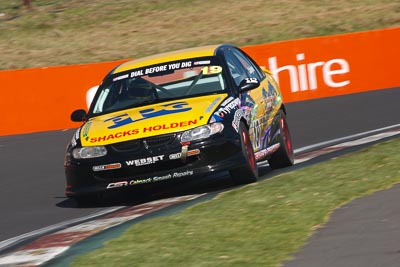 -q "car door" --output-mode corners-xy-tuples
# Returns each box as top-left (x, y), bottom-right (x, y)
(229, 48), (278, 152)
